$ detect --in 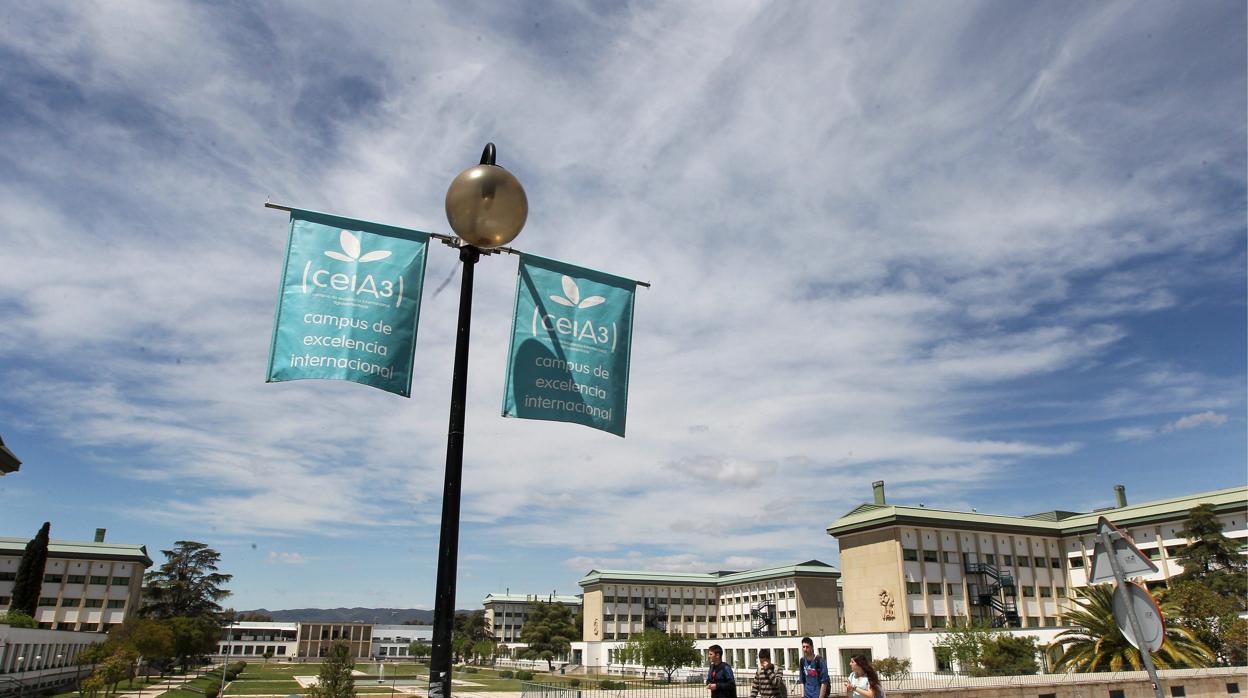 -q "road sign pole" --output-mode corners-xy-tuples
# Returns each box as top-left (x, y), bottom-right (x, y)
(1100, 527), (1163, 698)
